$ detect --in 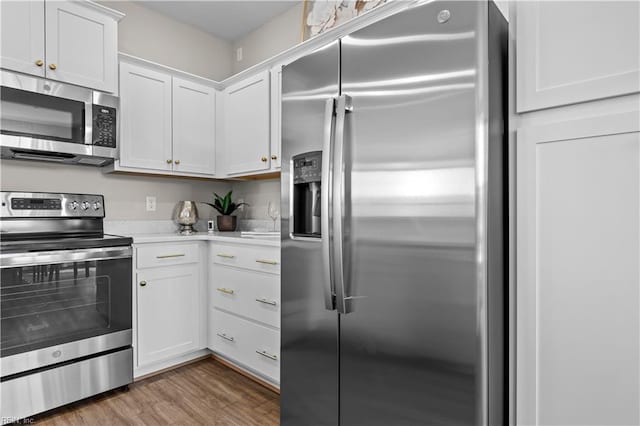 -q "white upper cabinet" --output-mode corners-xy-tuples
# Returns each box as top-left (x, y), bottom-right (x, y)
(517, 1), (640, 112)
(45, 1), (120, 93)
(223, 70), (271, 175)
(119, 61), (173, 171)
(269, 65), (282, 170)
(0, 0), (45, 77)
(172, 77), (216, 176)
(117, 58), (218, 177)
(0, 0), (121, 93)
